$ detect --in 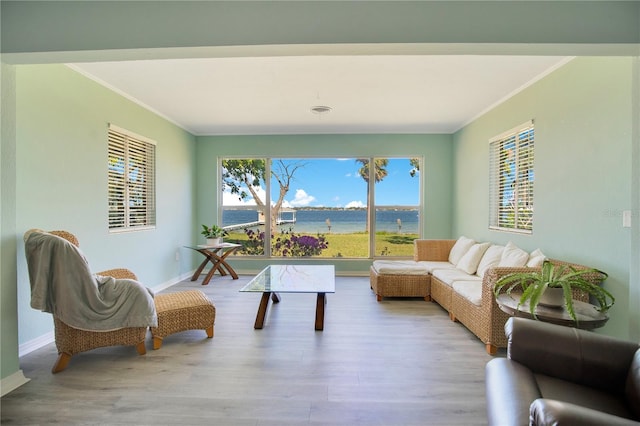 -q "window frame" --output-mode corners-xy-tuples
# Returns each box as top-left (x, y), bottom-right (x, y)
(108, 124), (157, 233)
(488, 120), (535, 234)
(219, 155), (423, 259)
